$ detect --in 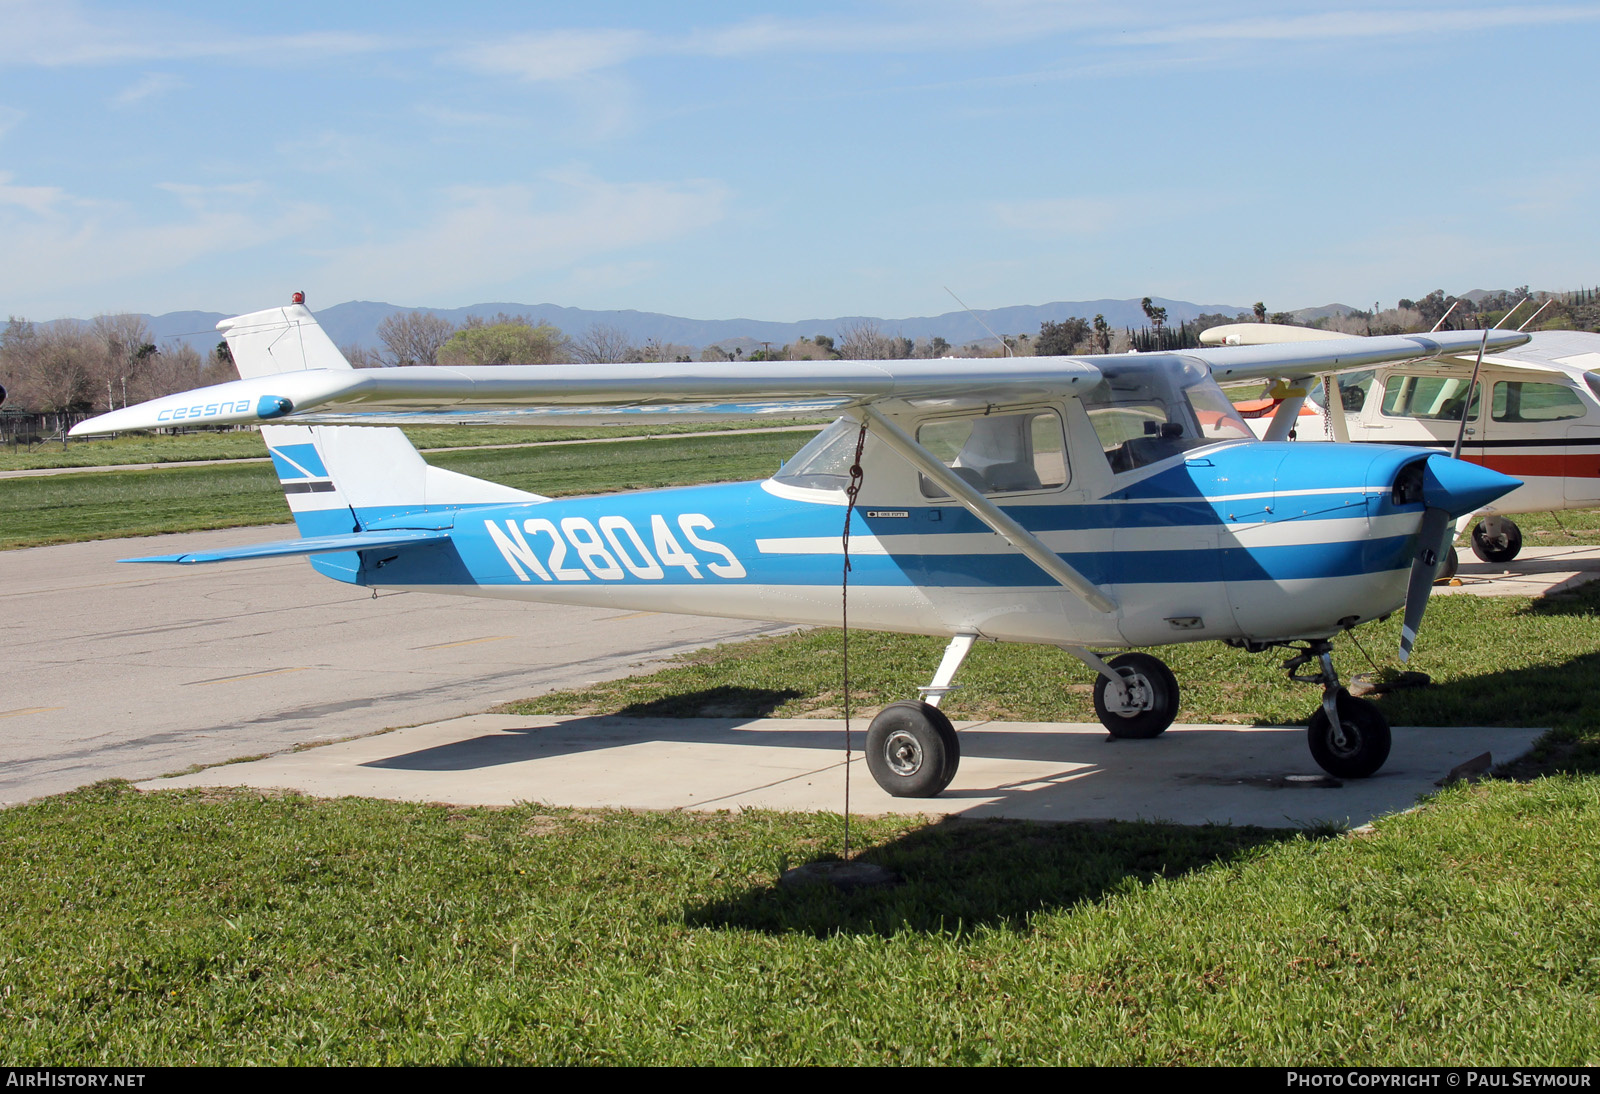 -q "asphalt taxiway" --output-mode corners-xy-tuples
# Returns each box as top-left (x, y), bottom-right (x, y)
(1, 525), (789, 805)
